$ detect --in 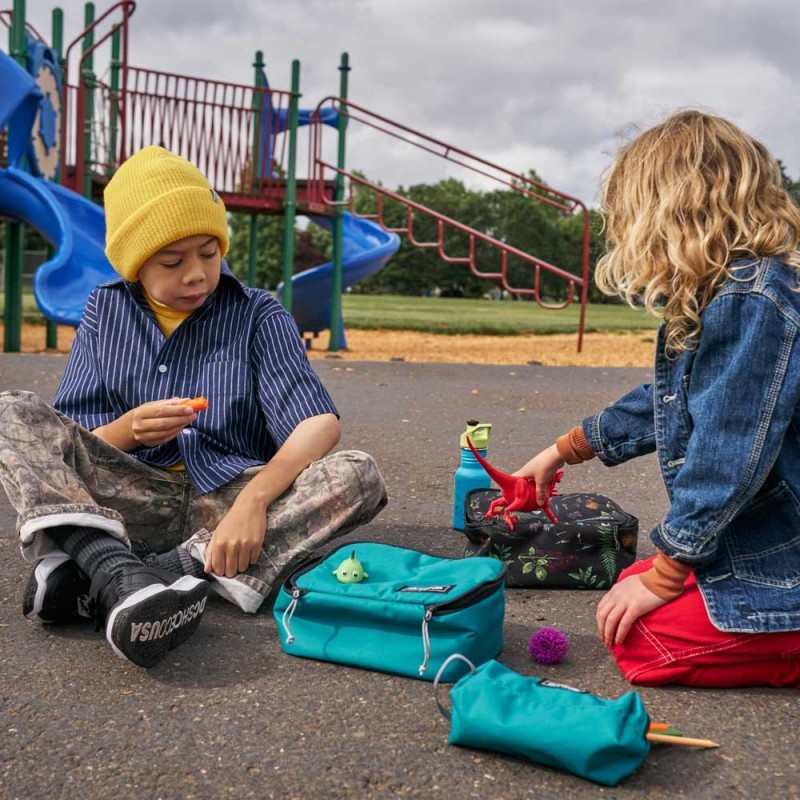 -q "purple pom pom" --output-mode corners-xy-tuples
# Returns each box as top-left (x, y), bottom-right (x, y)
(528, 627), (570, 665)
